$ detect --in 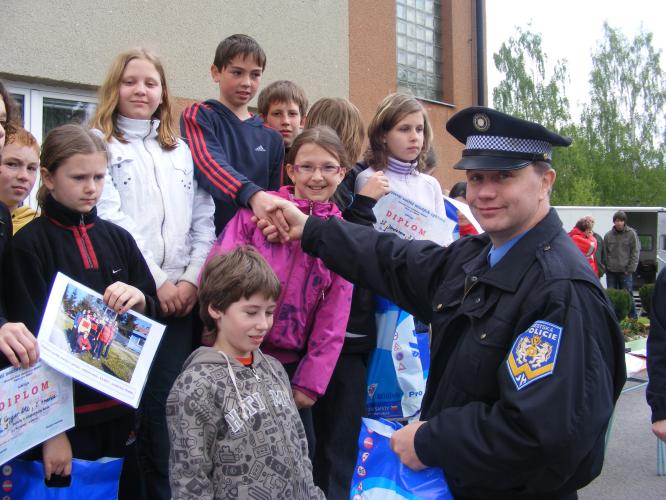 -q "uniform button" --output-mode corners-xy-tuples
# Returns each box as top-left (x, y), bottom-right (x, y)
(471, 276), (478, 282)
(436, 303), (443, 311)
(480, 333), (487, 340)
(474, 297), (481, 304)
